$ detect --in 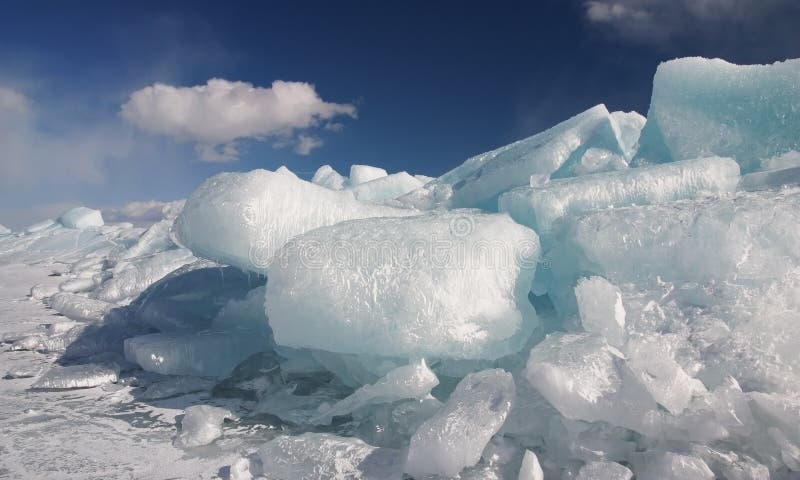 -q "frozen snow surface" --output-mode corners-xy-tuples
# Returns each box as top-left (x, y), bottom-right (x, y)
(2, 57), (800, 479)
